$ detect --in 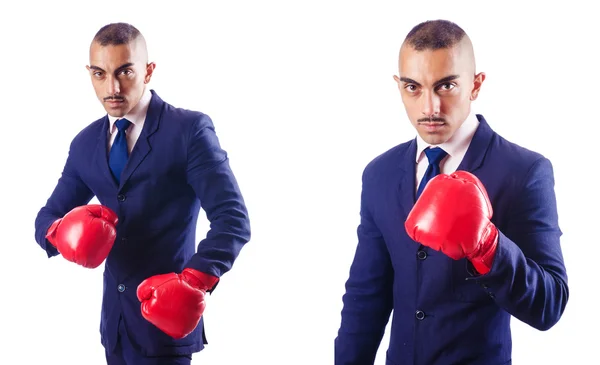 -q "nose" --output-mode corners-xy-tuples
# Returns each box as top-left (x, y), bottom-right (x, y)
(421, 91), (440, 118)
(107, 76), (121, 96)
